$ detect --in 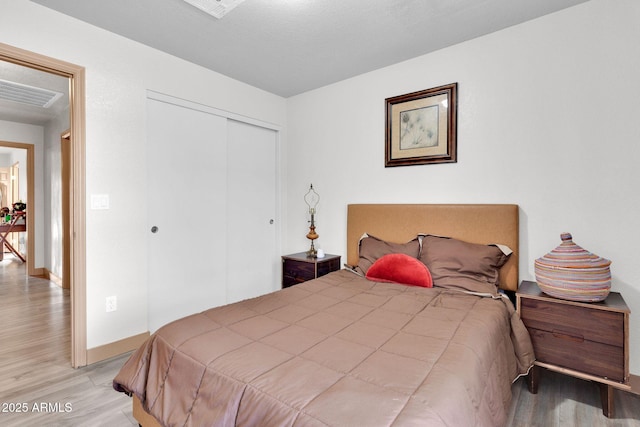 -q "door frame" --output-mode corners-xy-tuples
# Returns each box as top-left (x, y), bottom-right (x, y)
(0, 42), (87, 368)
(0, 141), (34, 274)
(61, 131), (71, 289)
